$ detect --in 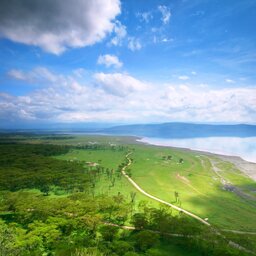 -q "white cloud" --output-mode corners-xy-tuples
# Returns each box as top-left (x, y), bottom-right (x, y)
(158, 5), (171, 24)
(110, 20), (127, 46)
(225, 78), (235, 83)
(178, 75), (190, 80)
(94, 72), (148, 97)
(128, 37), (142, 51)
(8, 67), (61, 84)
(0, 0), (121, 54)
(179, 85), (190, 91)
(191, 71), (197, 75)
(2, 67), (256, 124)
(163, 85), (256, 122)
(97, 54), (123, 68)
